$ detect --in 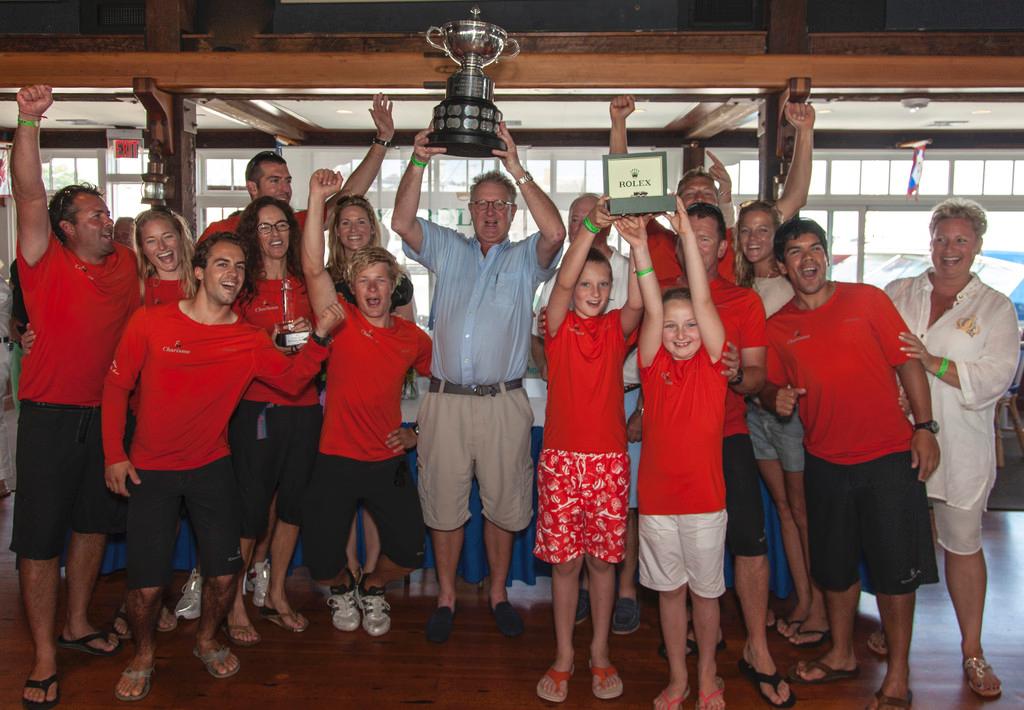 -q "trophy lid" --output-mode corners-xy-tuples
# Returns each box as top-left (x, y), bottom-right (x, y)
(437, 7), (510, 63)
